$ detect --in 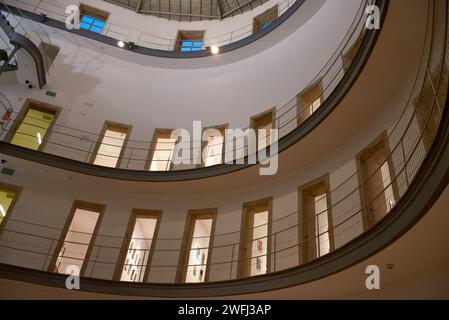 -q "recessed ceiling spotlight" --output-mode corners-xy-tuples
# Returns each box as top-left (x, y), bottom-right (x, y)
(117, 40), (125, 48)
(210, 45), (220, 55)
